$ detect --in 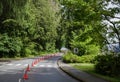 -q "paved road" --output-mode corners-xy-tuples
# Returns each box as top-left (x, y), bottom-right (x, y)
(0, 55), (79, 82)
